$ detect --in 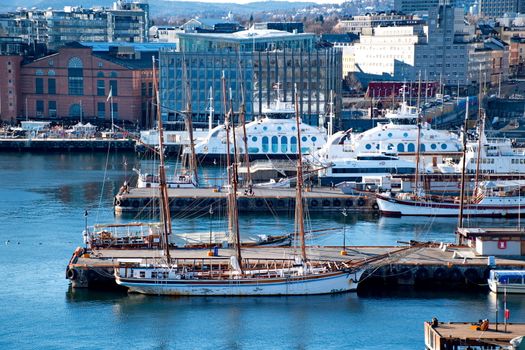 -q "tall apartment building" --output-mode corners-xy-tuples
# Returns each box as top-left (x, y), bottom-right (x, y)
(0, 1), (149, 51)
(160, 29), (342, 126)
(353, 4), (508, 87)
(393, 0), (440, 13)
(337, 13), (424, 34)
